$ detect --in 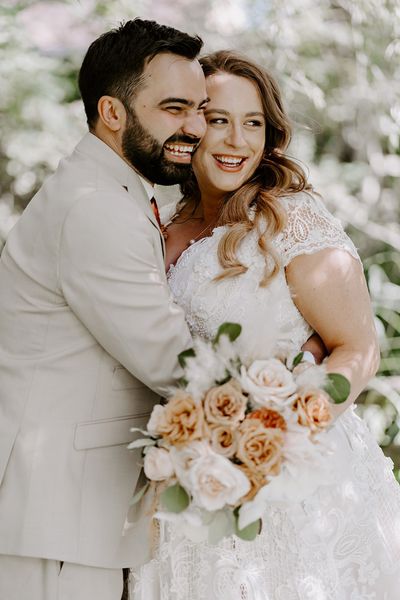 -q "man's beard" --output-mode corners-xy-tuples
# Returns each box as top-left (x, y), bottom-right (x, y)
(122, 107), (199, 186)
